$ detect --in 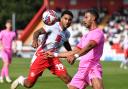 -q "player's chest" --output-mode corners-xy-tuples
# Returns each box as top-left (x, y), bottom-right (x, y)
(55, 31), (68, 43)
(3, 32), (14, 38)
